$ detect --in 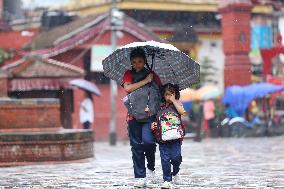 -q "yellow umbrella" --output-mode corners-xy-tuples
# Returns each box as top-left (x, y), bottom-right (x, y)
(180, 88), (202, 101)
(180, 85), (221, 102)
(198, 85), (221, 100)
